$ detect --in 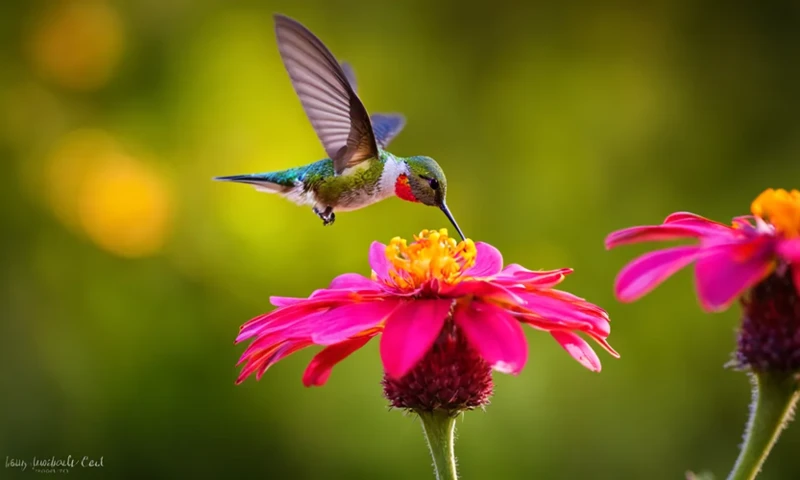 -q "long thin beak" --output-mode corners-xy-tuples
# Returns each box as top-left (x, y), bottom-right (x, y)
(439, 203), (466, 241)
